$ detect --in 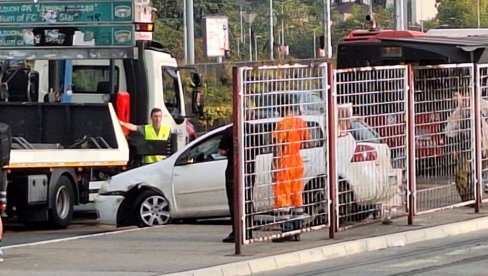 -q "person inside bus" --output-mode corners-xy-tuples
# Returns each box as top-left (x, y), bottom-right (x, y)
(120, 107), (172, 164)
(445, 91), (488, 201)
